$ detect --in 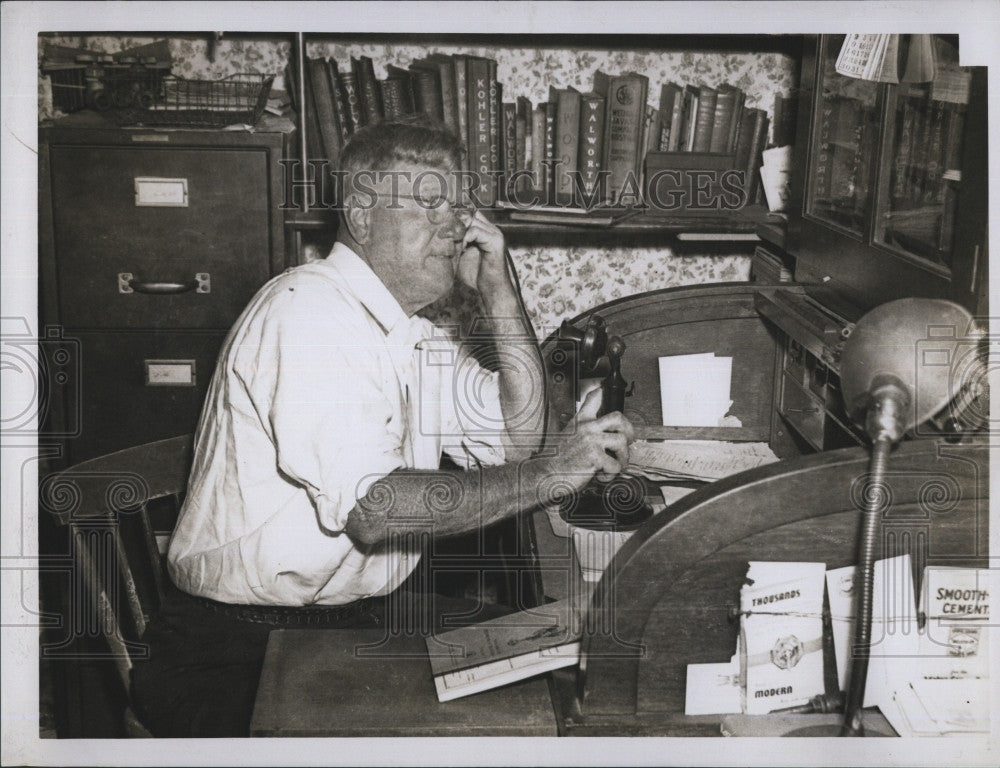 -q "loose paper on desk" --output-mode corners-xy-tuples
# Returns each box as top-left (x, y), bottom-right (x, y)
(629, 439), (779, 482)
(659, 484), (697, 507)
(897, 566), (991, 736)
(659, 353), (732, 426)
(685, 654), (742, 716)
(739, 561), (826, 714)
